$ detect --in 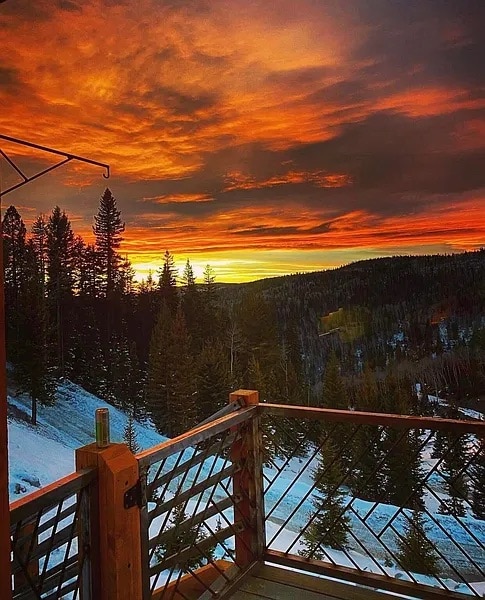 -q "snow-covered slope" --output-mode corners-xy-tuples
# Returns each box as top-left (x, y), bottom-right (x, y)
(8, 380), (164, 499)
